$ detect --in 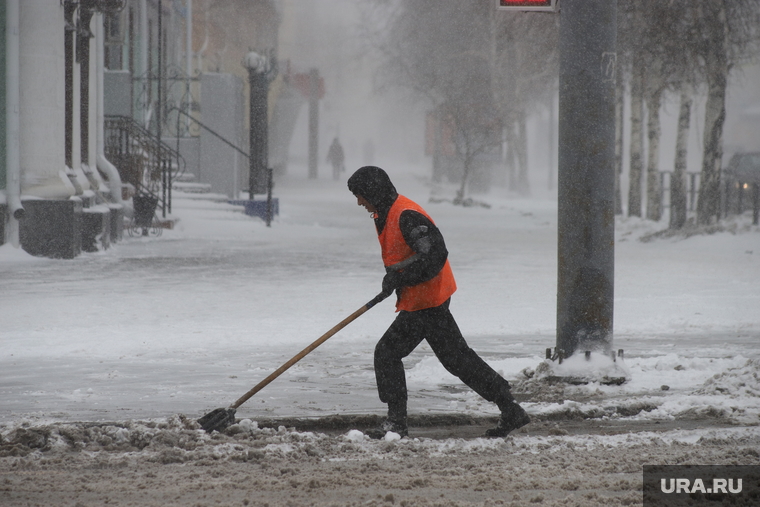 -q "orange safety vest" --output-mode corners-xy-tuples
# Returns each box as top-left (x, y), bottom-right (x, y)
(378, 195), (457, 312)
